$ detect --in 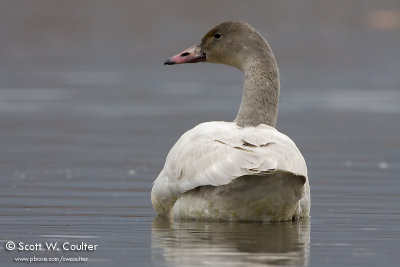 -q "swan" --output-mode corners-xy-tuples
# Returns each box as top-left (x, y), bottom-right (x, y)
(151, 21), (310, 221)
